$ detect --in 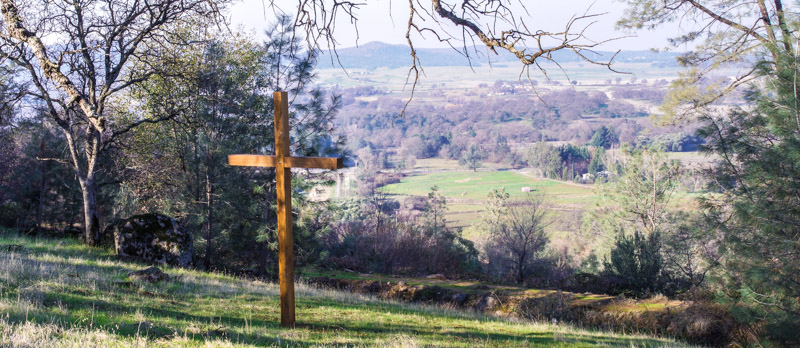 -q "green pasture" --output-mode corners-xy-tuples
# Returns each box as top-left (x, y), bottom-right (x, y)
(0, 233), (689, 347)
(382, 171), (597, 204)
(411, 158), (512, 172)
(316, 63), (693, 91)
(381, 170), (599, 231)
